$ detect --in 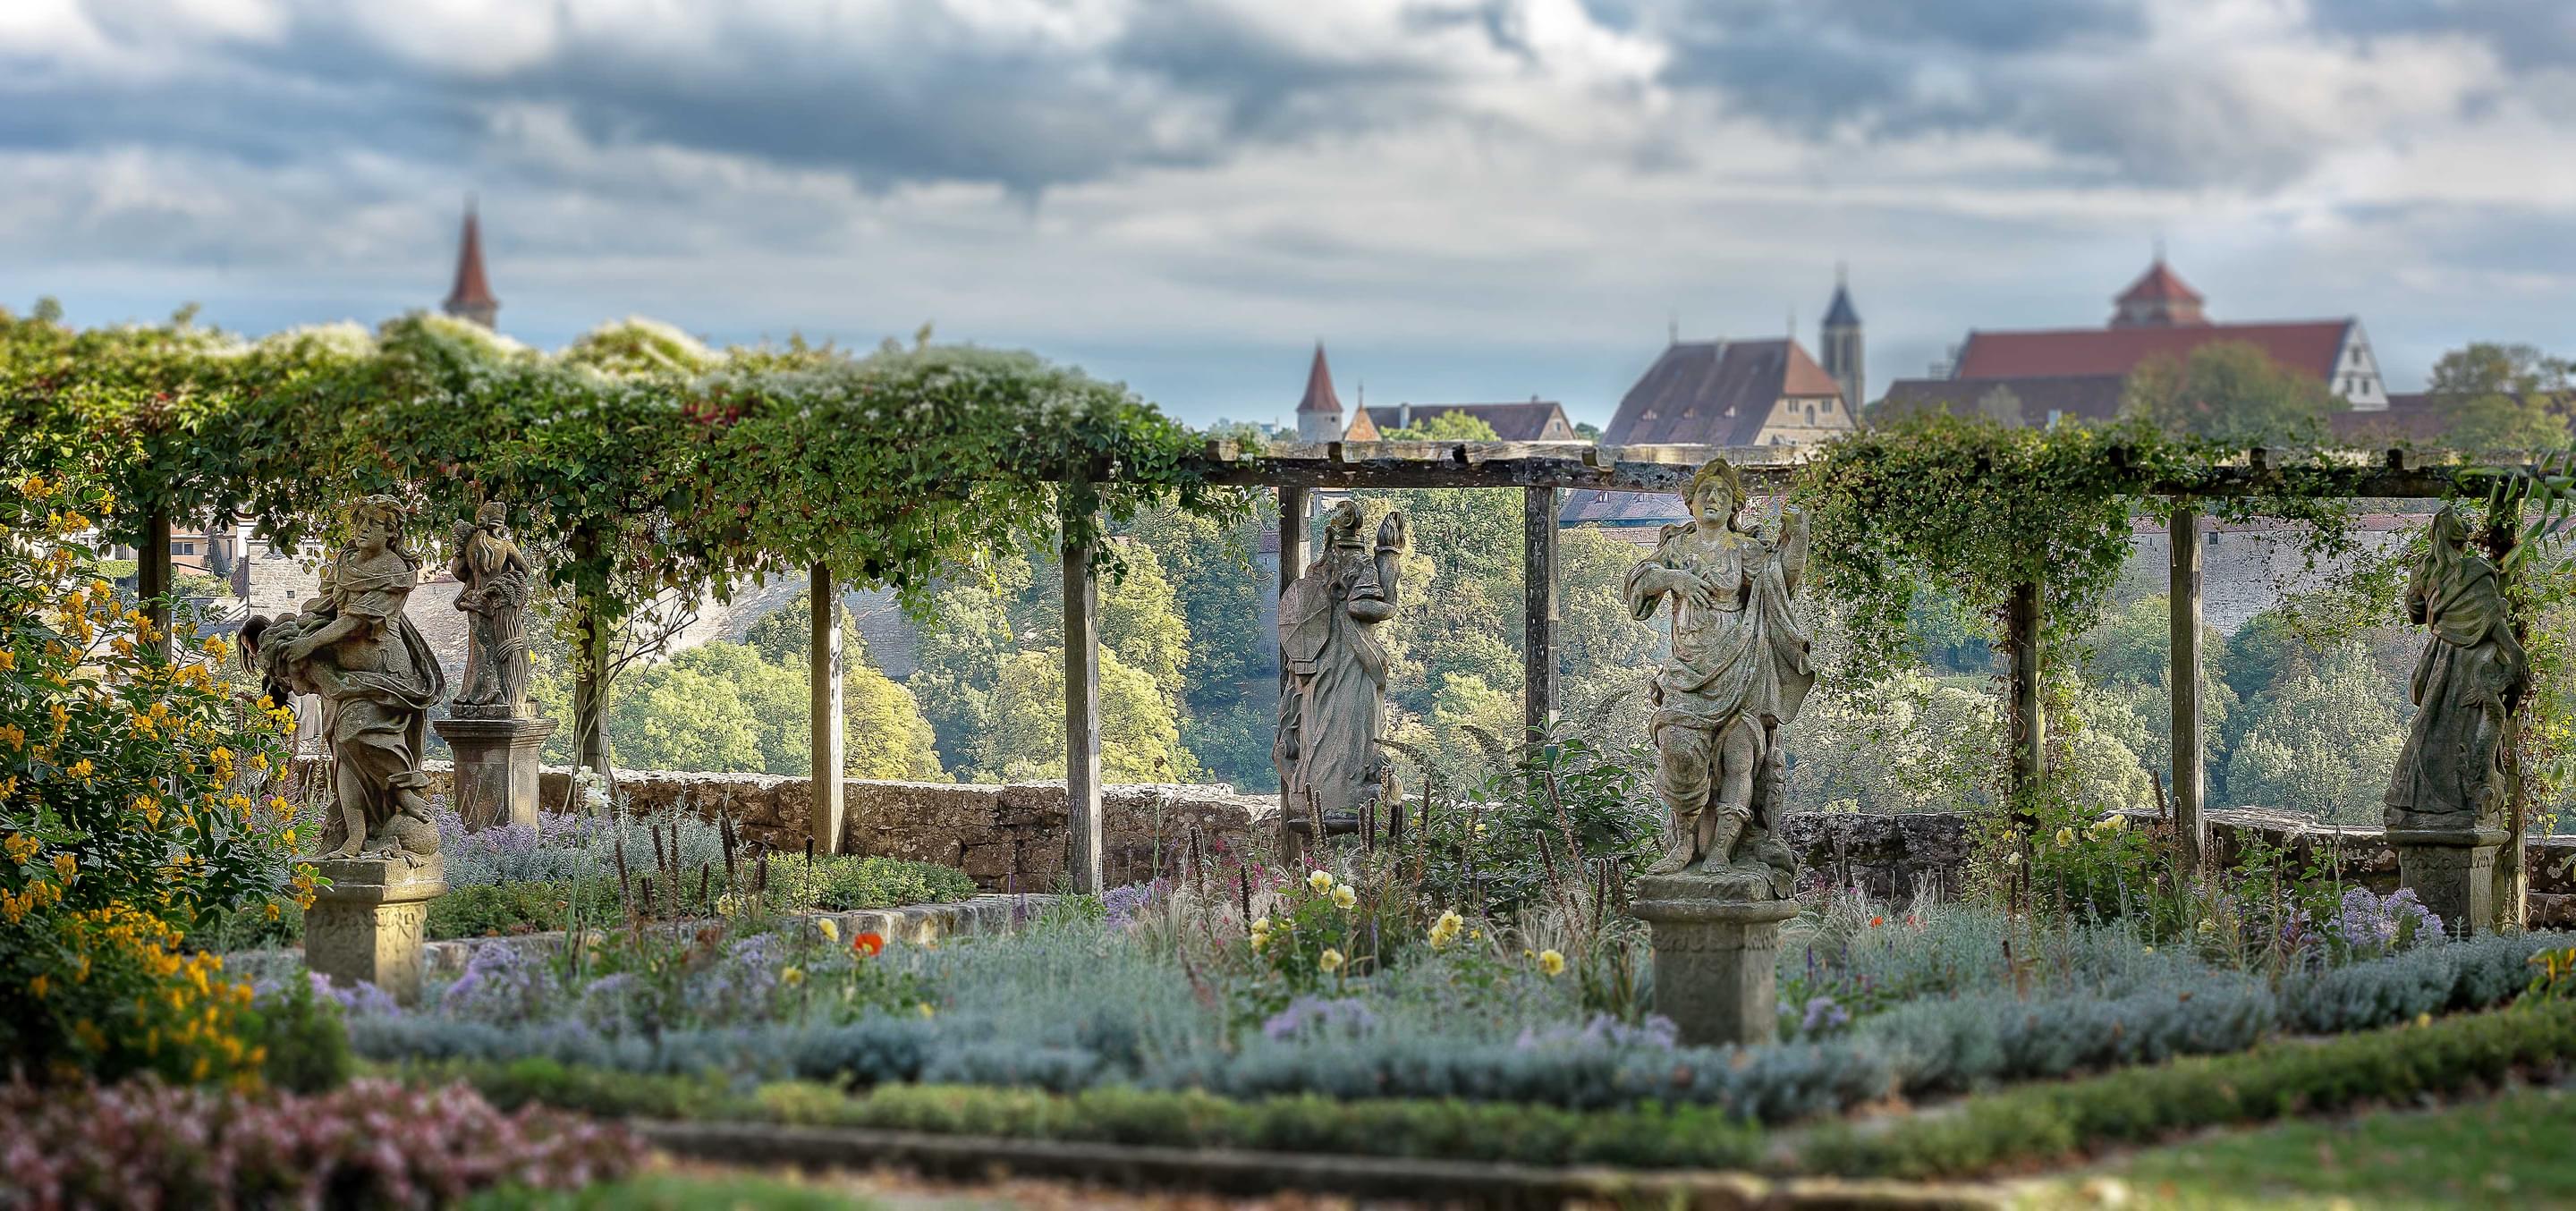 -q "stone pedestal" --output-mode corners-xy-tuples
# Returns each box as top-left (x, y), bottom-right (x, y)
(433, 713), (555, 830)
(1631, 876), (1800, 1047)
(304, 855), (445, 1005)
(2388, 827), (2506, 937)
